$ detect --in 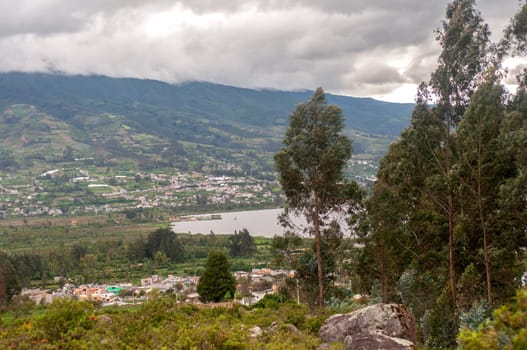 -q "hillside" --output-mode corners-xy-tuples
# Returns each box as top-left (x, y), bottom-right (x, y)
(0, 72), (414, 218)
(0, 72), (413, 177)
